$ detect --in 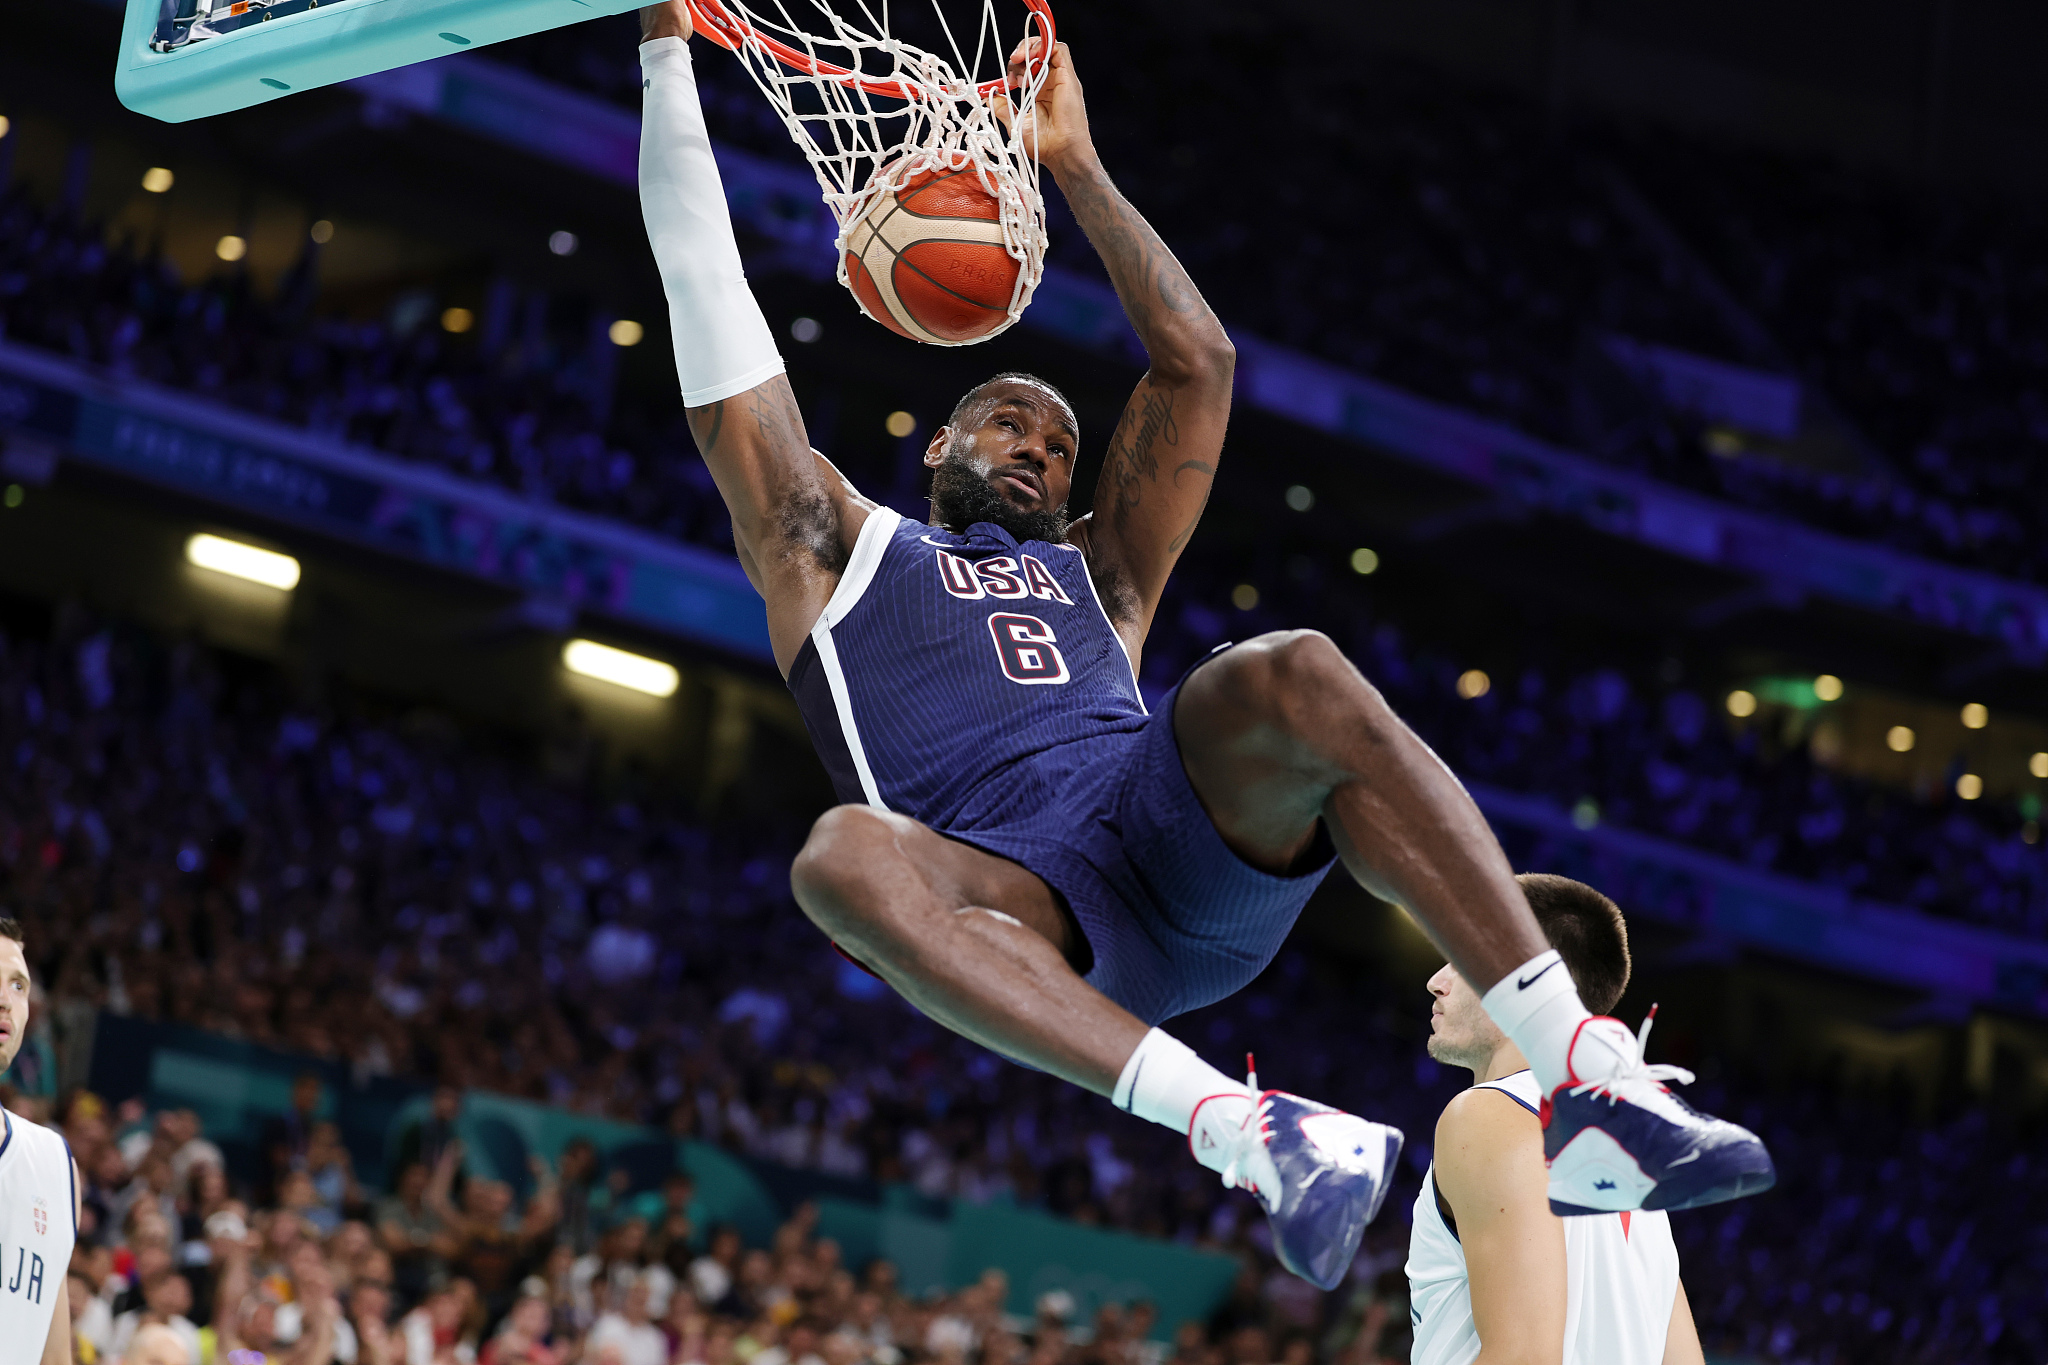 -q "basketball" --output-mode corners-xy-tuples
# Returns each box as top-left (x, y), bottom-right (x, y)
(844, 163), (1023, 345)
